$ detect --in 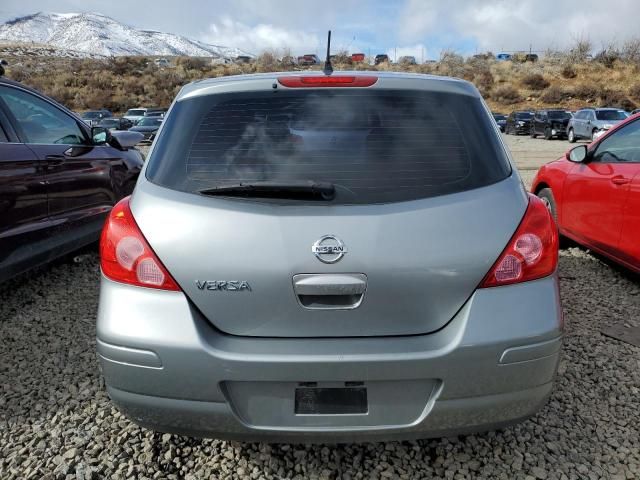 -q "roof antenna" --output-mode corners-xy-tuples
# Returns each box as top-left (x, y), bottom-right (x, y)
(323, 30), (333, 75)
